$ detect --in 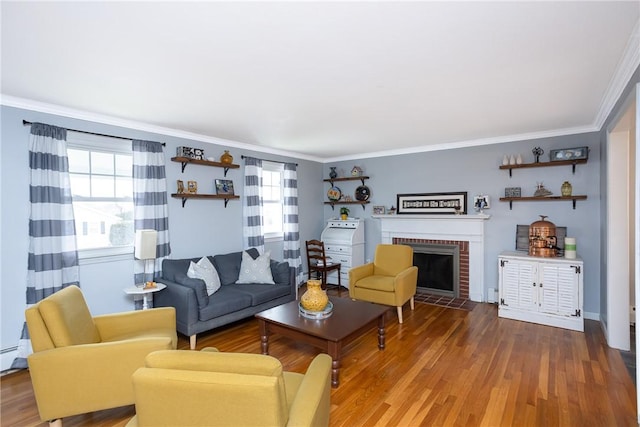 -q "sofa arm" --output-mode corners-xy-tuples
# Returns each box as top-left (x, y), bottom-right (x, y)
(348, 263), (374, 296)
(94, 308), (176, 346)
(287, 353), (332, 427)
(154, 279), (199, 333)
(393, 266), (418, 304)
